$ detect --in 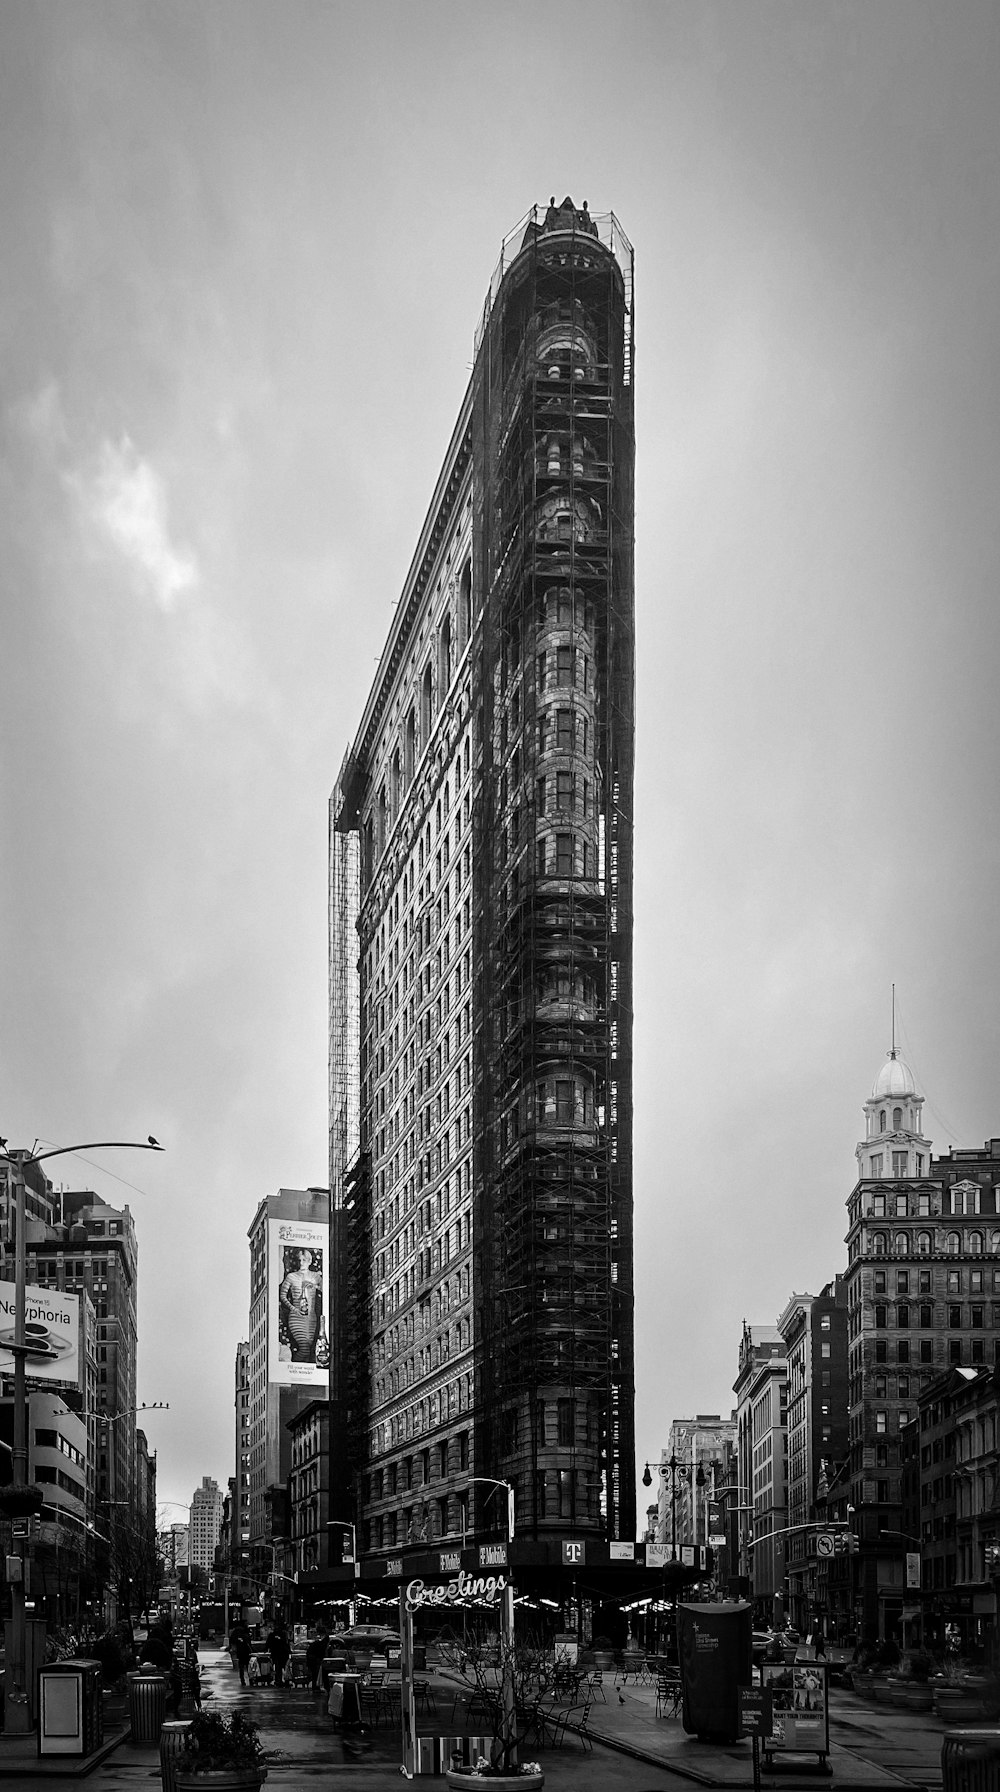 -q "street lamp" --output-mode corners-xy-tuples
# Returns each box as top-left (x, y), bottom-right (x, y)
(467, 1477), (516, 1761)
(0, 1136), (163, 1733)
(642, 1456), (705, 1554)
